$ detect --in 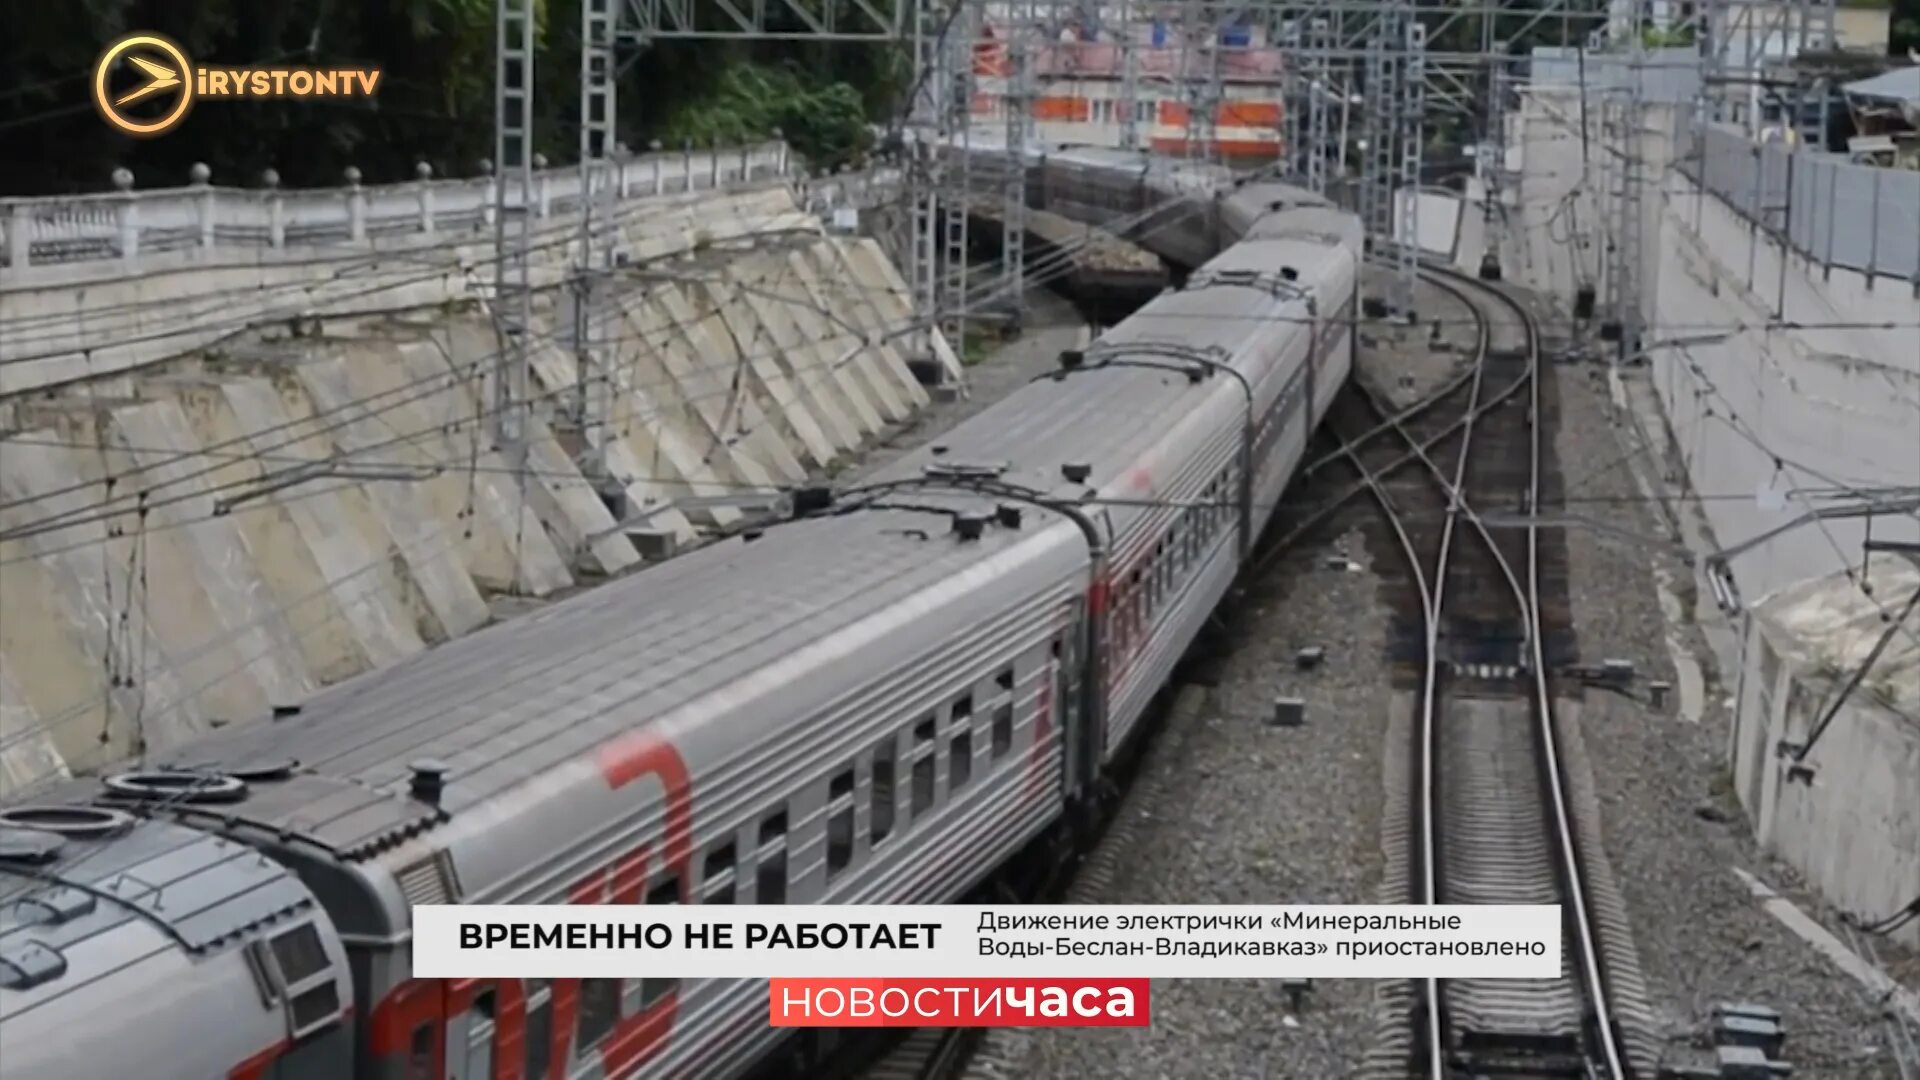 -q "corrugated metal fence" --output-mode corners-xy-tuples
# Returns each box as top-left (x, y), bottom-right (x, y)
(1679, 119), (1920, 281)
